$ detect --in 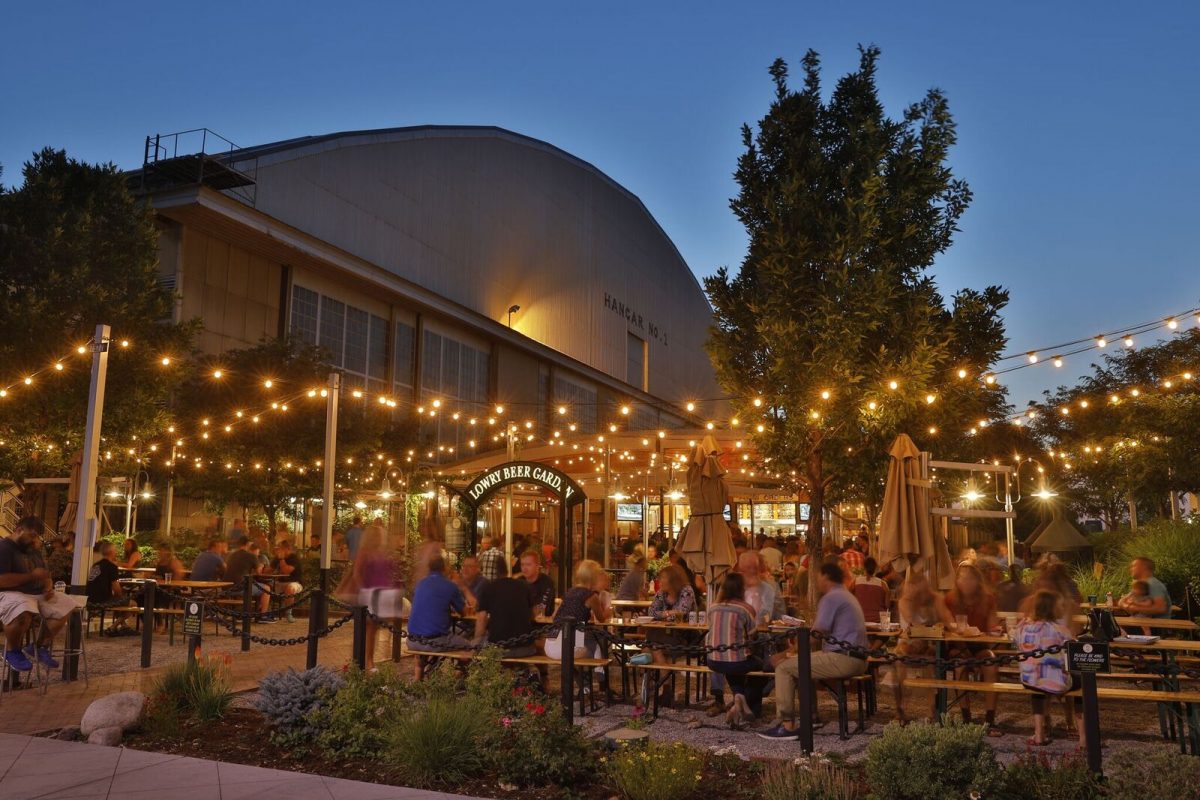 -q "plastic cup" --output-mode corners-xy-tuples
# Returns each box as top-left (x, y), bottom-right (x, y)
(879, 611), (891, 627)
(955, 614), (968, 631)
